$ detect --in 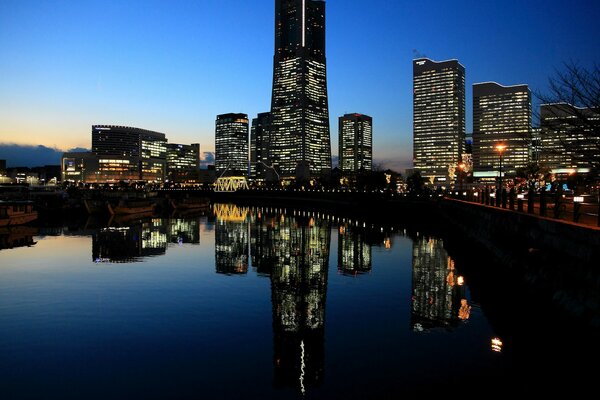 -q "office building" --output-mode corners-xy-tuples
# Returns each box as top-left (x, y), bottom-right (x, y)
(166, 143), (200, 182)
(0, 159), (6, 175)
(472, 82), (531, 180)
(339, 113), (373, 173)
(250, 112), (272, 181)
(540, 103), (600, 176)
(215, 113), (249, 177)
(61, 152), (98, 183)
(91, 125), (167, 183)
(413, 58), (466, 185)
(270, 0), (332, 179)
